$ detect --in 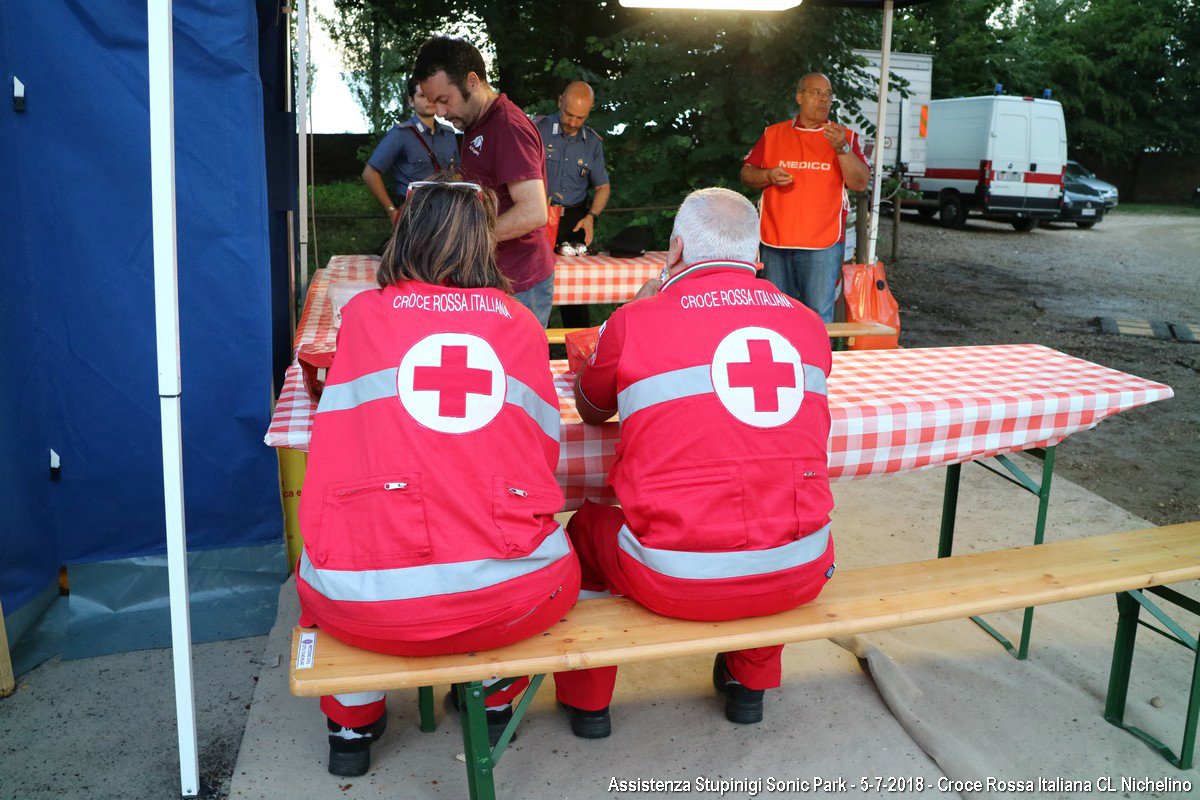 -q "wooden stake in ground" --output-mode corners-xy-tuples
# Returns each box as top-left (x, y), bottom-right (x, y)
(0, 596), (15, 697)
